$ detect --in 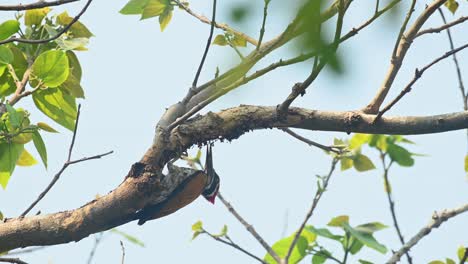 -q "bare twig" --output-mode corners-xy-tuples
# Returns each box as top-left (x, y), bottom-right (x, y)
(285, 158), (339, 263)
(277, 0), (346, 115)
(386, 203), (468, 264)
(379, 152), (413, 264)
(437, 9), (467, 110)
(120, 241), (125, 264)
(190, 0), (217, 92)
(0, 258), (28, 264)
(391, 0), (417, 59)
(257, 0), (271, 50)
(416, 16), (468, 38)
(173, 0), (257, 46)
(375, 42), (468, 120)
(280, 128), (342, 154)
(87, 233), (104, 264)
(0, 0), (93, 45)
(203, 229), (266, 264)
(0, 0), (79, 11)
(20, 105), (113, 217)
(217, 192), (281, 263)
(363, 0), (448, 114)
